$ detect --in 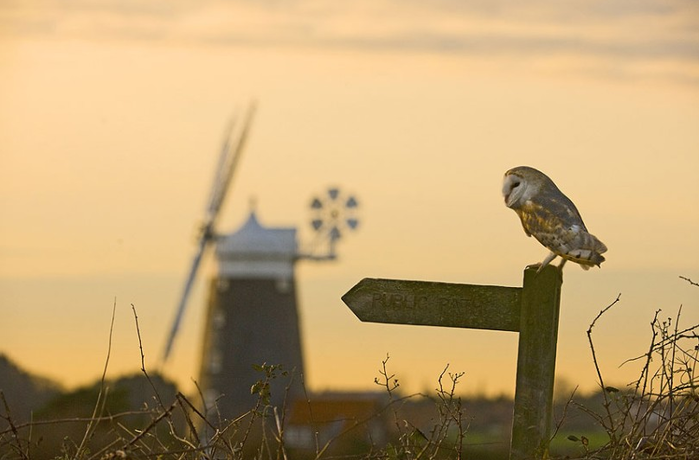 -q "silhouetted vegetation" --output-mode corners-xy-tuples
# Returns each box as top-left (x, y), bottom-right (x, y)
(0, 355), (61, 425)
(1, 277), (696, 459)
